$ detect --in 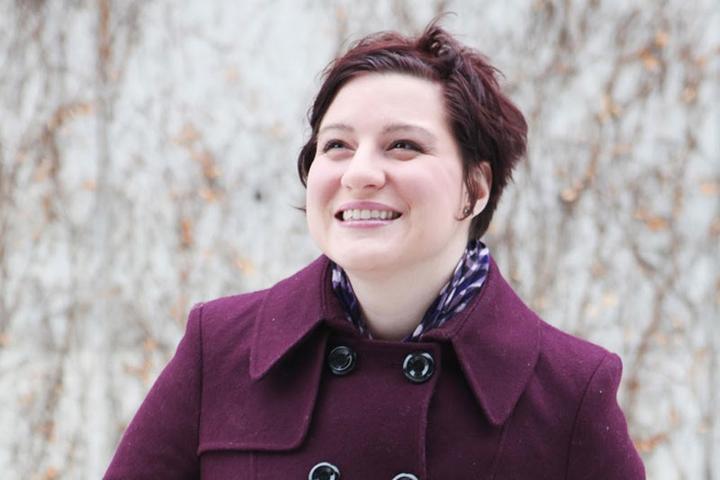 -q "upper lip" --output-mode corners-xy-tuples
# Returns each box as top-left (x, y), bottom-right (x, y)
(335, 201), (402, 217)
